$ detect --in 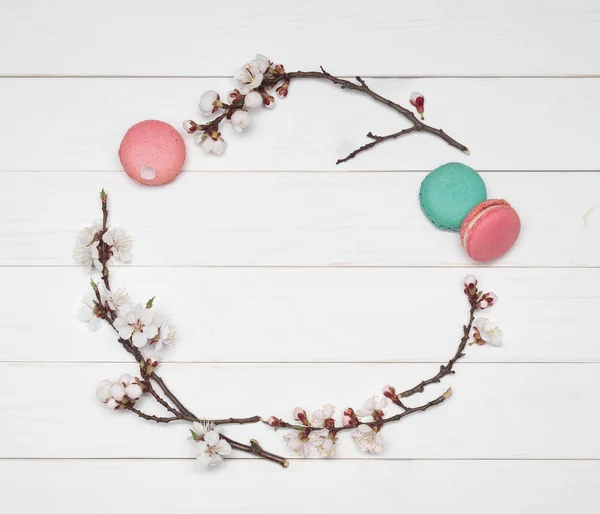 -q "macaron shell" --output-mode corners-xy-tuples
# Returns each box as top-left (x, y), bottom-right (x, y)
(119, 120), (186, 186)
(461, 202), (521, 262)
(419, 162), (487, 231)
(460, 199), (511, 245)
